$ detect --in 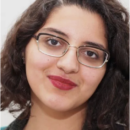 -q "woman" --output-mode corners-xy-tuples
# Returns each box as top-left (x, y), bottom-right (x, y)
(1, 0), (129, 130)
